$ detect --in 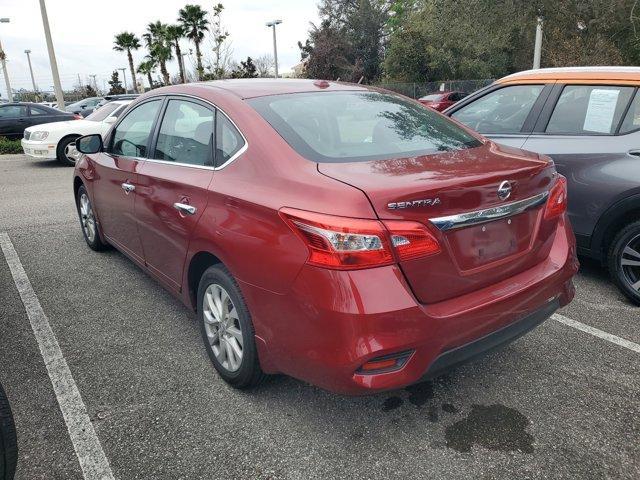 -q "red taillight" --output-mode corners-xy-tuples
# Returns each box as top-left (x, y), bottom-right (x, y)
(280, 208), (441, 270)
(544, 175), (568, 220)
(383, 220), (441, 260)
(73, 113), (82, 120)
